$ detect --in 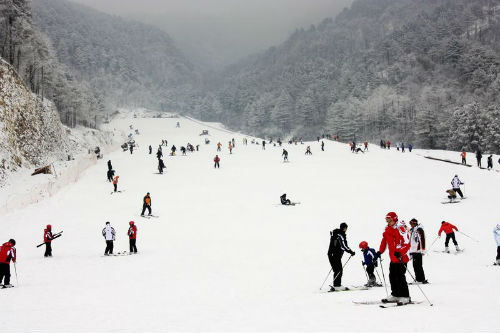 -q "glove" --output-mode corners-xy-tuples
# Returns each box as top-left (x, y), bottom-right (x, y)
(376, 251), (381, 257)
(349, 251), (356, 256)
(394, 251), (402, 259)
(361, 261), (365, 266)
